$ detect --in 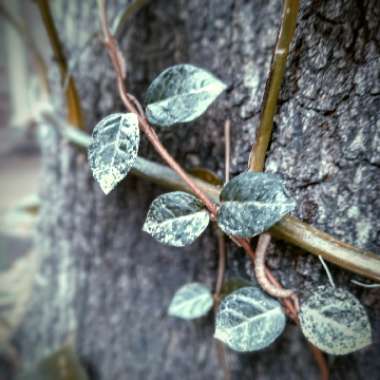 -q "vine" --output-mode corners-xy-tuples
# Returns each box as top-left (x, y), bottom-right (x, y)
(6, 0), (375, 377)
(83, 0), (374, 373)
